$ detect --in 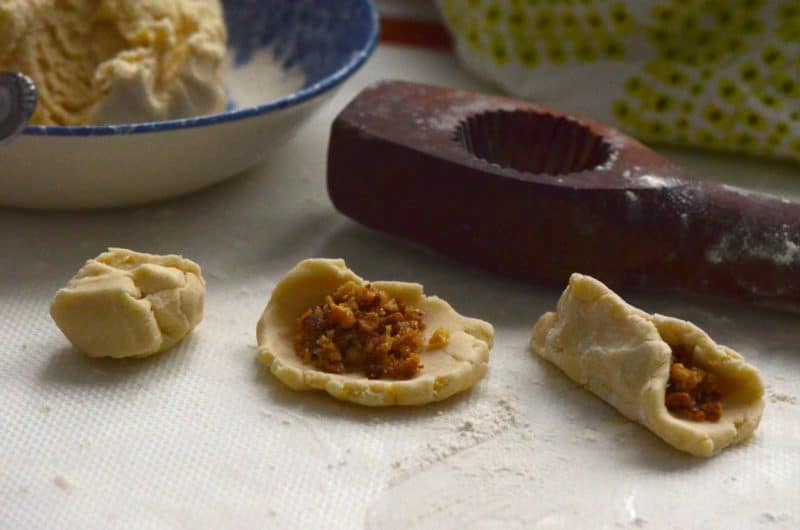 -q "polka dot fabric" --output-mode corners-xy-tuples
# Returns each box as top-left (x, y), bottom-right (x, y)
(437, 0), (800, 164)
